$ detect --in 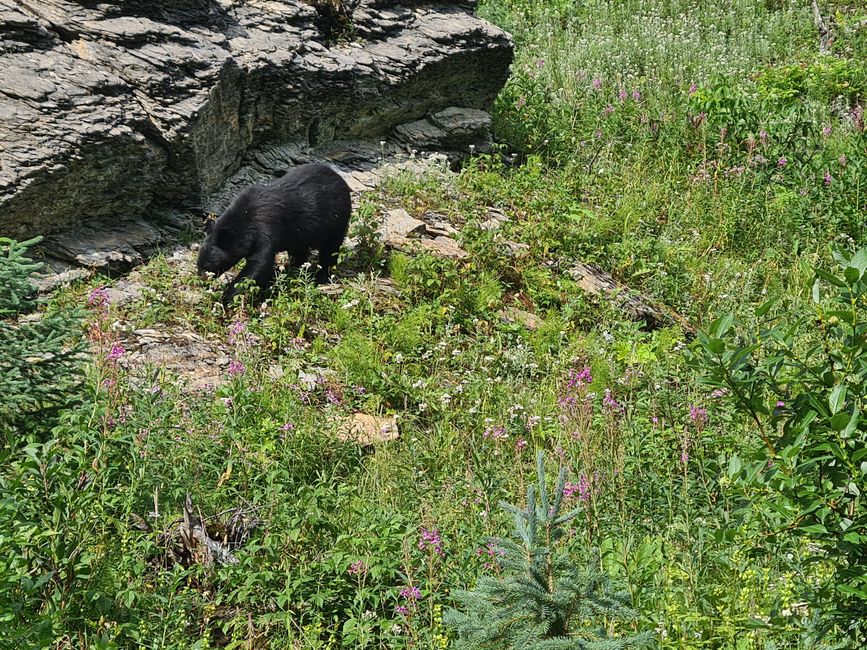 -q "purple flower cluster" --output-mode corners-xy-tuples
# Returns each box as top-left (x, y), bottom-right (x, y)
(418, 527), (443, 556)
(106, 343), (125, 362)
(566, 366), (593, 389)
(88, 287), (110, 308)
(564, 474), (591, 501)
(483, 425), (507, 442)
(399, 586), (421, 601)
(227, 359), (246, 376)
(603, 388), (623, 413)
(688, 404), (708, 426)
(228, 320), (247, 345)
(476, 542), (505, 570)
(348, 560), (368, 576)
